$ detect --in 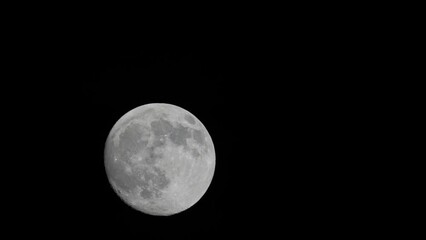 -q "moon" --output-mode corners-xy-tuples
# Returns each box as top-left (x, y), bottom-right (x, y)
(104, 103), (215, 216)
